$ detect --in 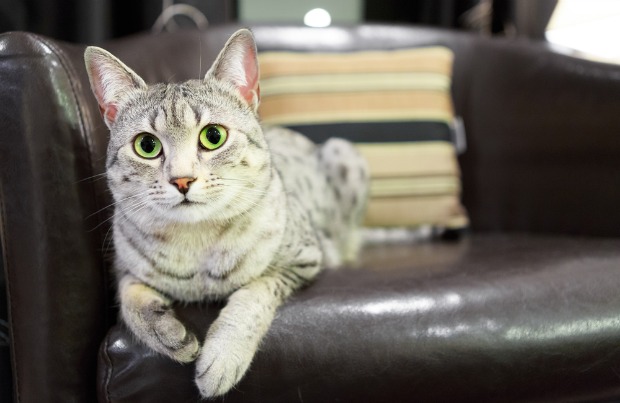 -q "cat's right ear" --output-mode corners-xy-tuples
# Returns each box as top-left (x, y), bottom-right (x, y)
(84, 47), (147, 127)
